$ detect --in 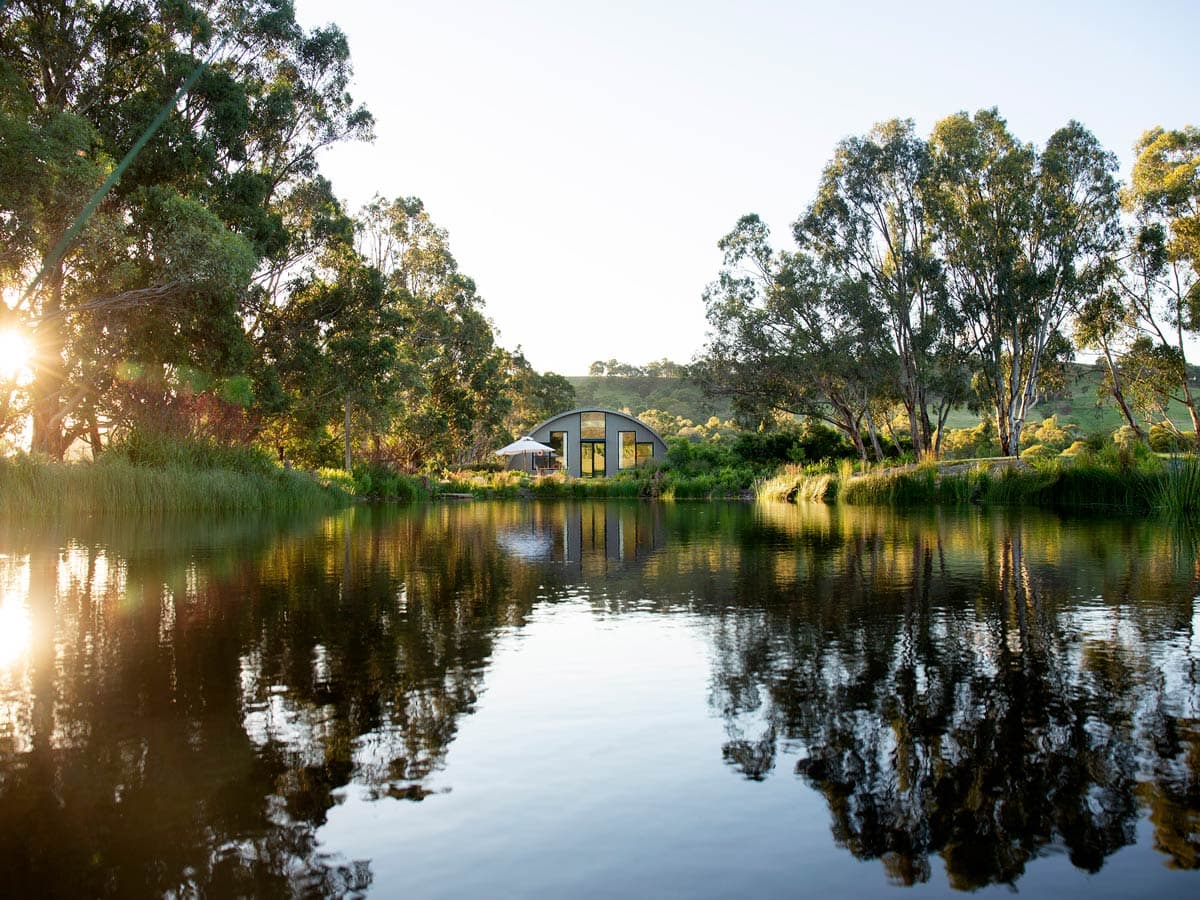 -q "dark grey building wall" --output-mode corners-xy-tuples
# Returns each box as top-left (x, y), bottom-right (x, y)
(527, 408), (668, 478)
